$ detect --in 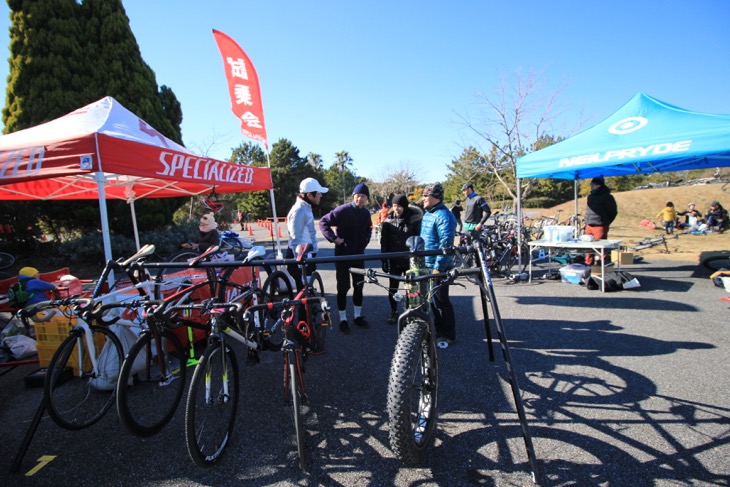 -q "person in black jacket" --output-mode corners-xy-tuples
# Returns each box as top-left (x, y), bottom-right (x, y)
(584, 176), (618, 265)
(450, 199), (463, 234)
(380, 194), (423, 324)
(705, 201), (728, 233)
